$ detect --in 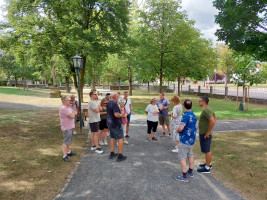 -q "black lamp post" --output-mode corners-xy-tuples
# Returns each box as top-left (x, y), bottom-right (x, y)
(72, 51), (83, 133)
